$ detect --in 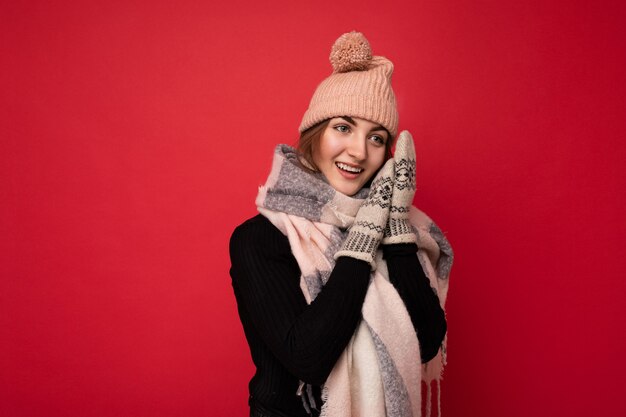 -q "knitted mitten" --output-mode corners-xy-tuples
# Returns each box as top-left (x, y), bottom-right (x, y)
(383, 130), (417, 244)
(334, 158), (395, 269)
